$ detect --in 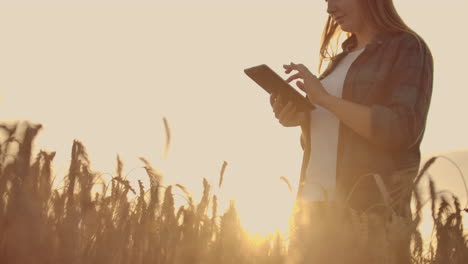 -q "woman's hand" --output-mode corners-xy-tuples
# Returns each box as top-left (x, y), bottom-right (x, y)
(283, 62), (330, 105)
(270, 92), (308, 127)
